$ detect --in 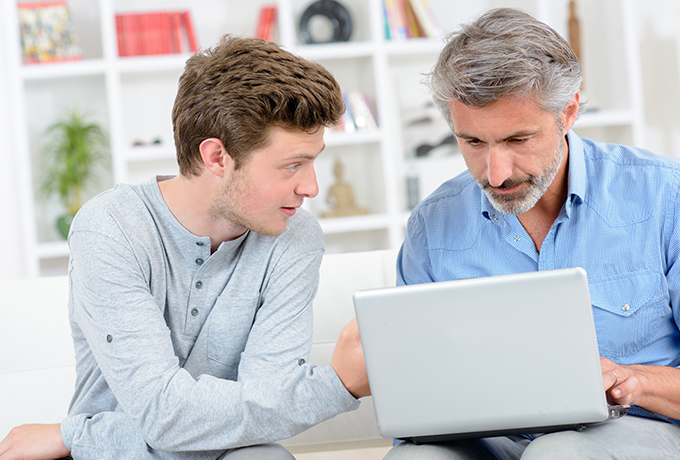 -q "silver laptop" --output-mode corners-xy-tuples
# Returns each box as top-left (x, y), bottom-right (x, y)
(353, 267), (629, 443)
